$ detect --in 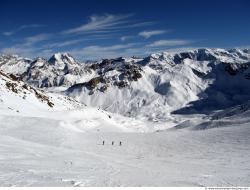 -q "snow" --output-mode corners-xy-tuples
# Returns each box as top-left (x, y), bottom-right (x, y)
(1, 48), (250, 186)
(1, 71), (250, 186)
(0, 55), (31, 75)
(67, 56), (212, 121)
(0, 114), (250, 186)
